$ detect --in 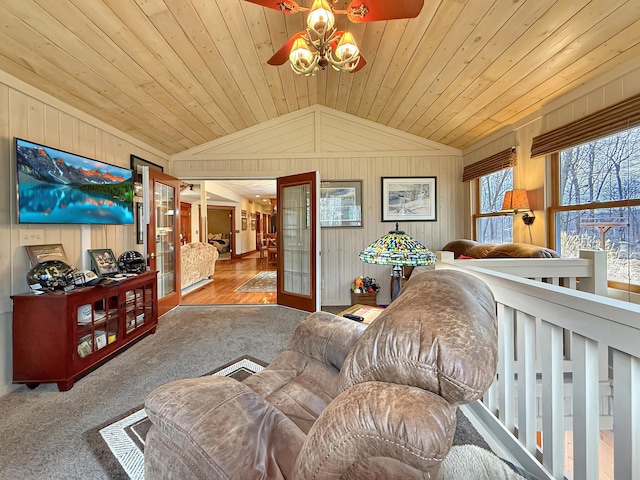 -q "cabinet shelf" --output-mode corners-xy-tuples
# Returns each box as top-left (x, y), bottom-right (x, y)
(11, 271), (158, 391)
